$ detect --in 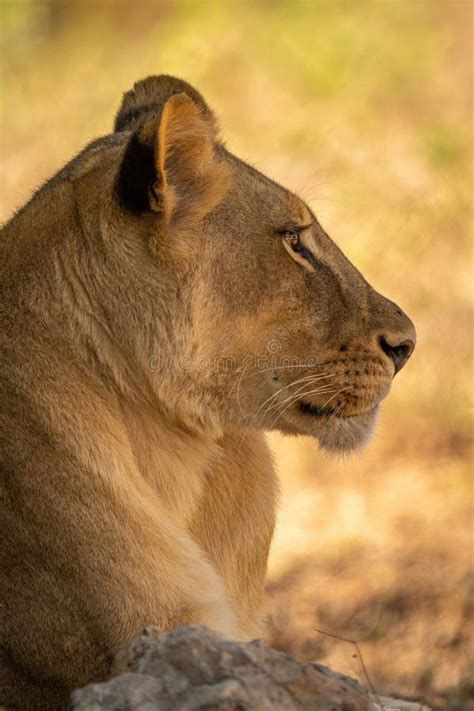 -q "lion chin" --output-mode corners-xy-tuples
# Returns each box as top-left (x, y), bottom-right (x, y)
(314, 406), (379, 453)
